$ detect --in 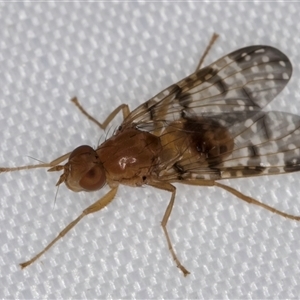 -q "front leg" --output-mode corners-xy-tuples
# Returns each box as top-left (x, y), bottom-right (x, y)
(71, 97), (130, 130)
(20, 187), (119, 269)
